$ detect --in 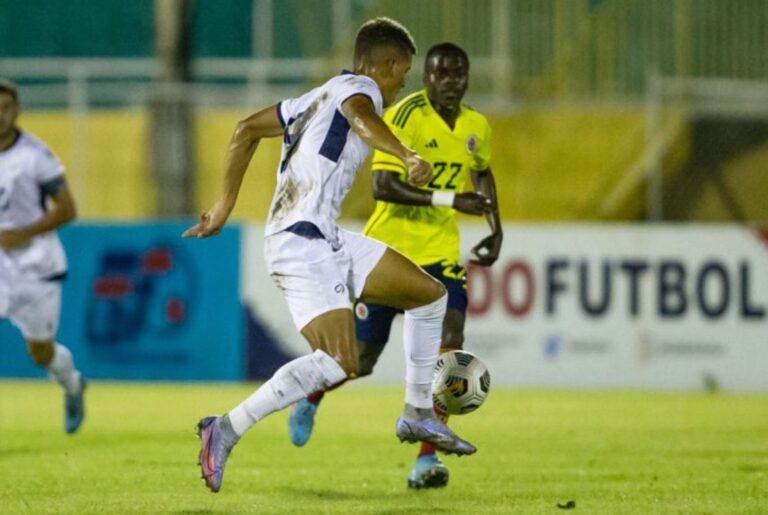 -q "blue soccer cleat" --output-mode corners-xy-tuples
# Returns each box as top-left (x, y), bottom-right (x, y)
(64, 377), (86, 434)
(395, 416), (477, 456)
(289, 398), (318, 447)
(407, 454), (450, 489)
(197, 415), (239, 493)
